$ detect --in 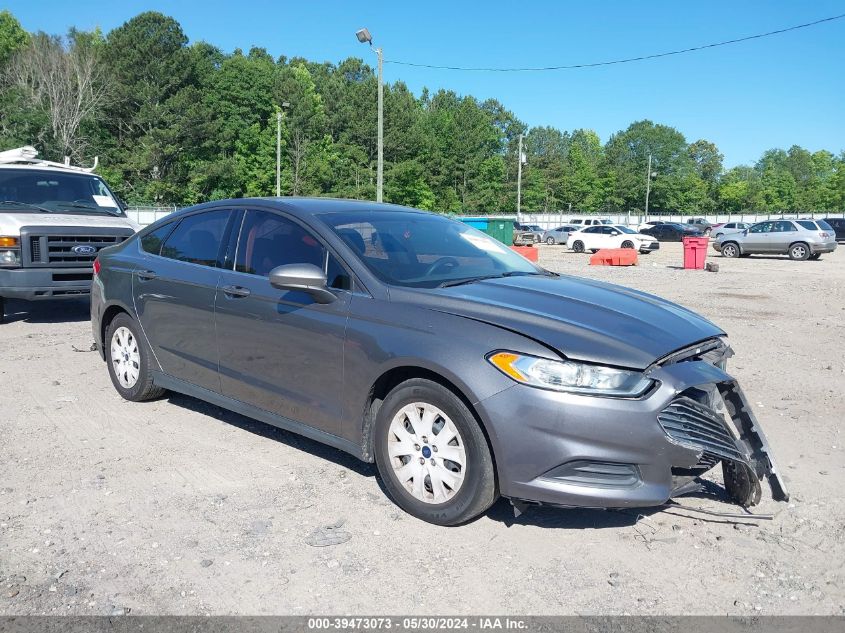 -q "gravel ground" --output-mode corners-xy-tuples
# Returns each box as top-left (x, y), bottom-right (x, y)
(1, 242), (843, 616)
